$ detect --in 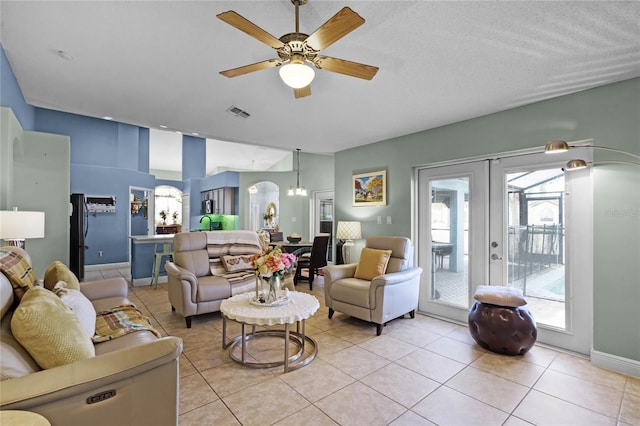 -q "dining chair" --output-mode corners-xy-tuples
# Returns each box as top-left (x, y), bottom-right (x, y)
(293, 234), (330, 290)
